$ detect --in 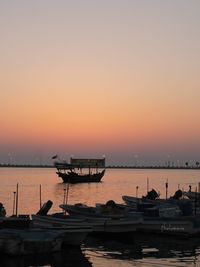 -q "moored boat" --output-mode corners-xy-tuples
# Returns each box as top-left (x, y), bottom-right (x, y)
(0, 228), (62, 255)
(53, 157), (106, 183)
(56, 169), (105, 183)
(59, 201), (143, 234)
(127, 200), (200, 236)
(0, 219), (92, 255)
(122, 195), (163, 206)
(138, 215), (200, 237)
(31, 215), (92, 246)
(183, 190), (200, 200)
